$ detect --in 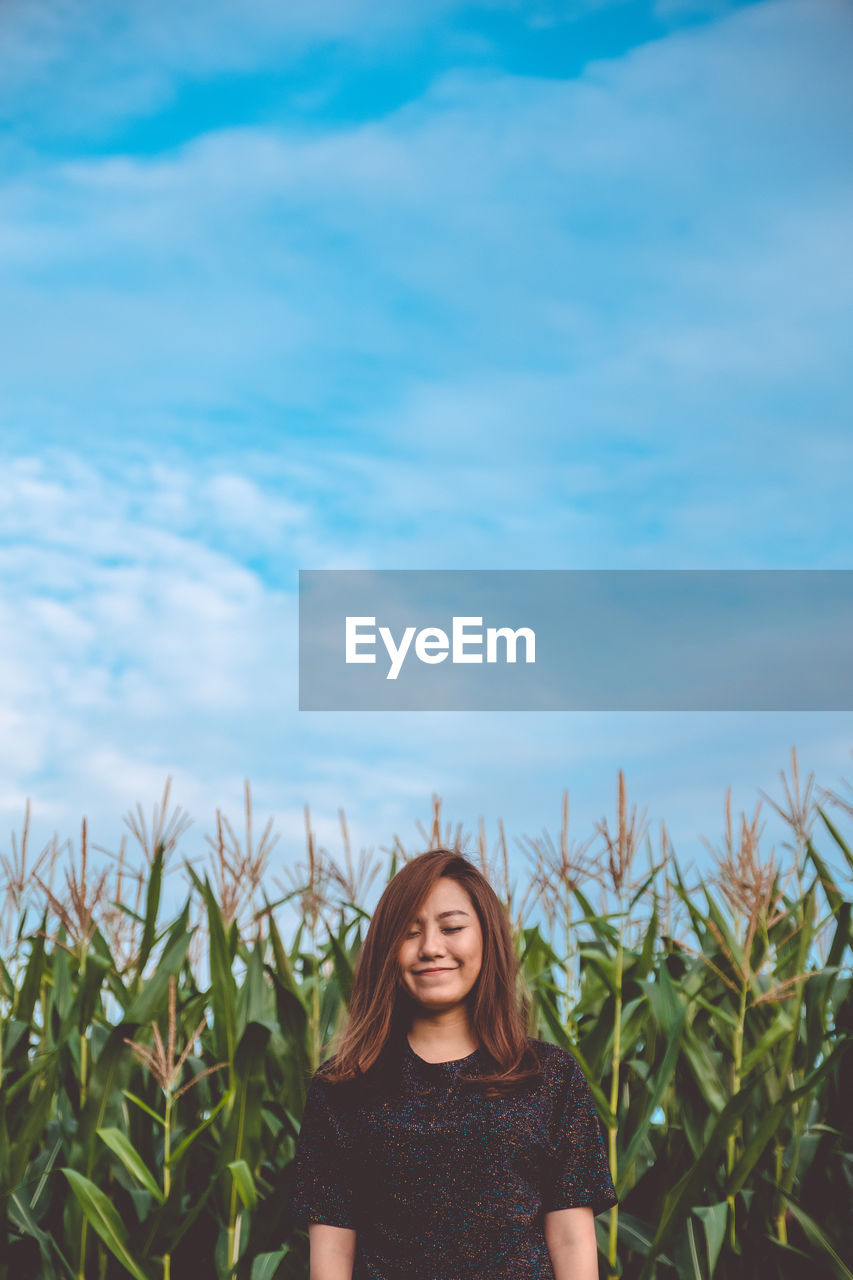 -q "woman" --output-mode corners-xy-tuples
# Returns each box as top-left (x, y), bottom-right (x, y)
(290, 848), (617, 1279)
